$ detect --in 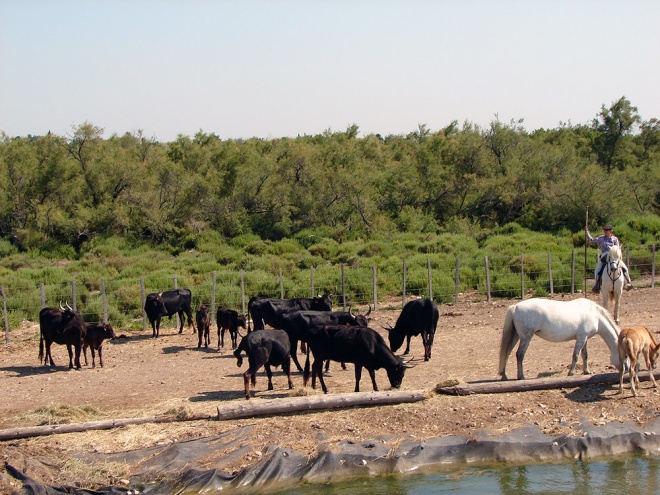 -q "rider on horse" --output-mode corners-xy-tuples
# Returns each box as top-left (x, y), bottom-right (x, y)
(585, 223), (633, 293)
